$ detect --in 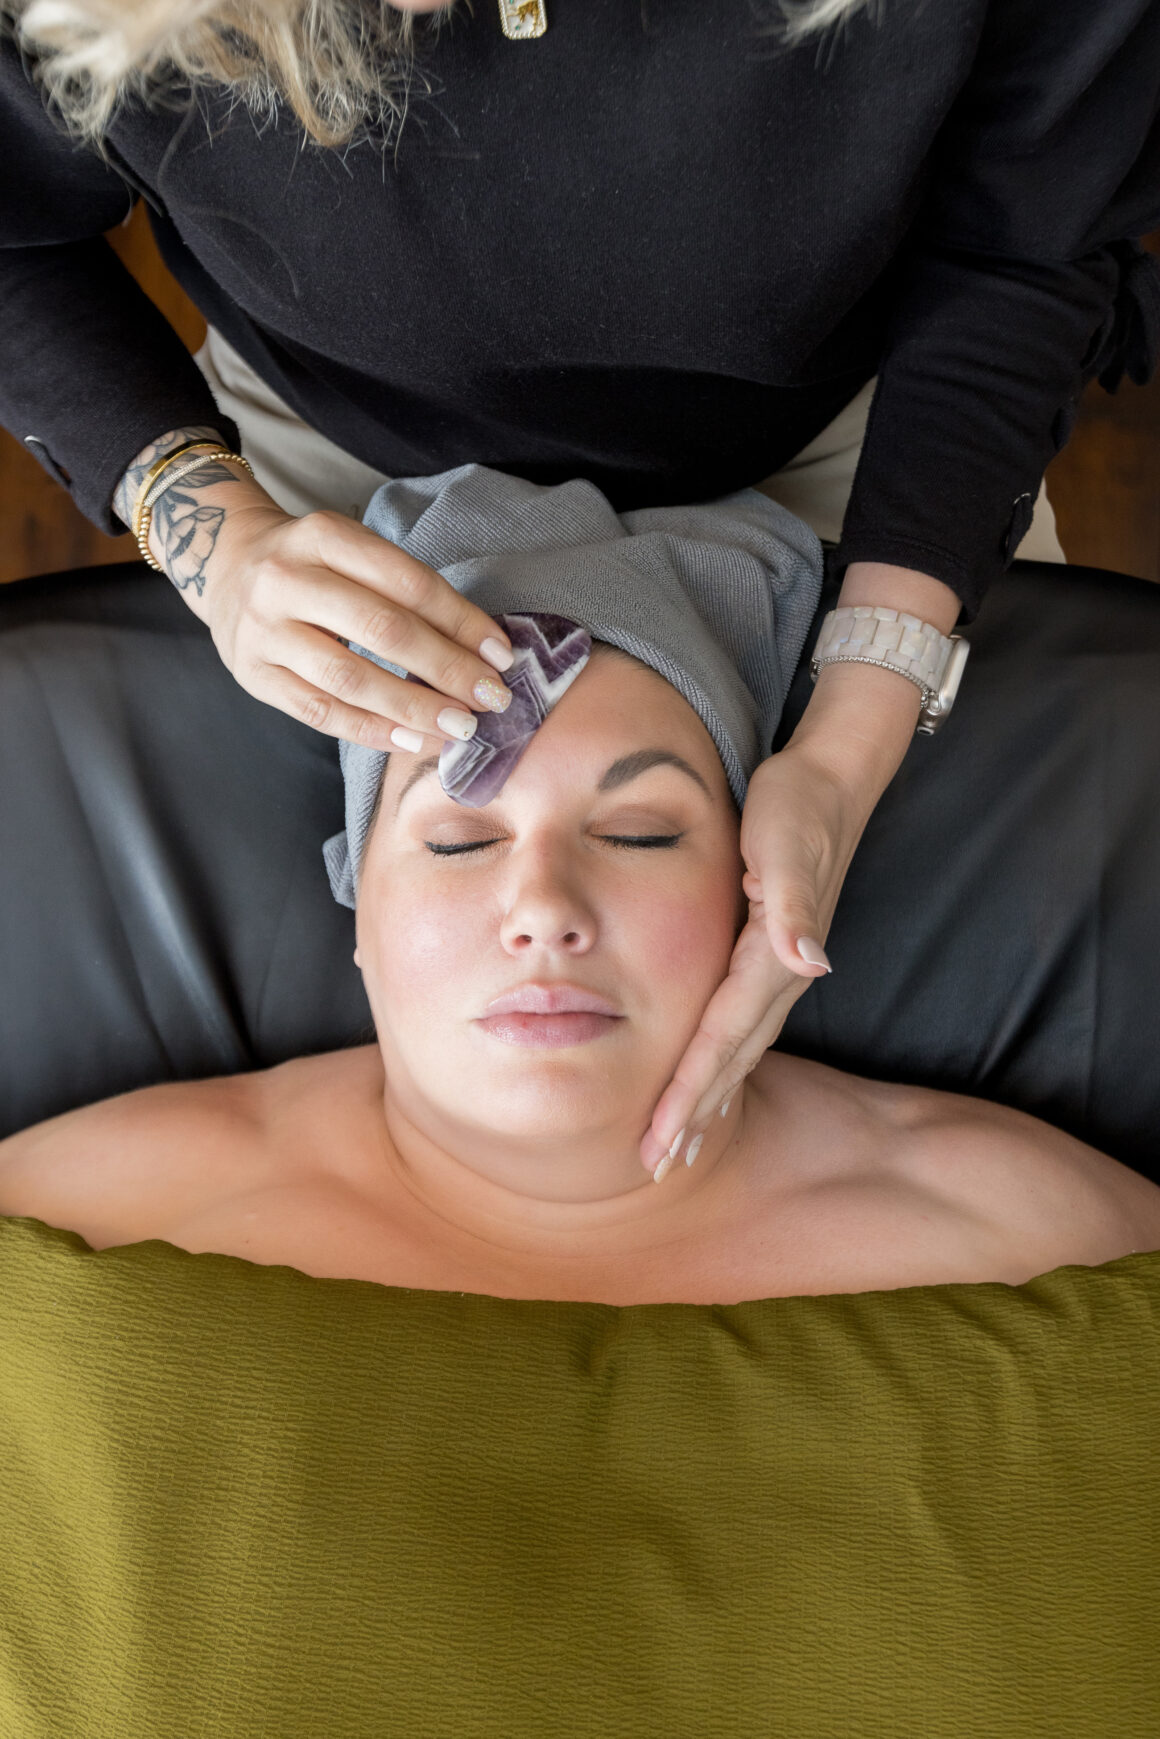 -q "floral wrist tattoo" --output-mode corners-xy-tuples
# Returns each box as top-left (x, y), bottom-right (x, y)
(114, 425), (246, 596)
